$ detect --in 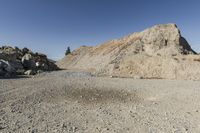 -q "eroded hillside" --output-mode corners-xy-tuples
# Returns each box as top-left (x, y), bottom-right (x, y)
(57, 24), (200, 80)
